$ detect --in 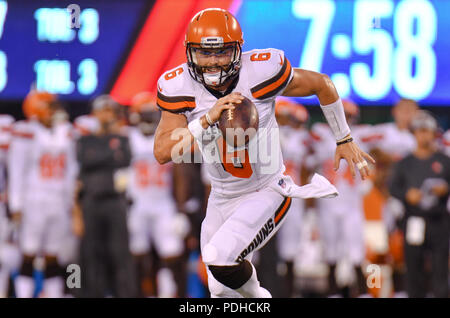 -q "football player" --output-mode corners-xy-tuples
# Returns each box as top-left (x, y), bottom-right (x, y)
(0, 114), (17, 297)
(127, 92), (189, 297)
(371, 99), (419, 161)
(8, 90), (77, 298)
(153, 9), (374, 298)
(368, 98), (419, 296)
(274, 98), (311, 297)
(308, 99), (371, 297)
